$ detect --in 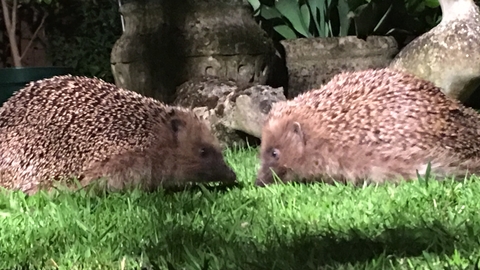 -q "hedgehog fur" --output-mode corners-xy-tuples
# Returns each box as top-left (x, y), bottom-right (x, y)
(256, 67), (480, 186)
(0, 75), (237, 194)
